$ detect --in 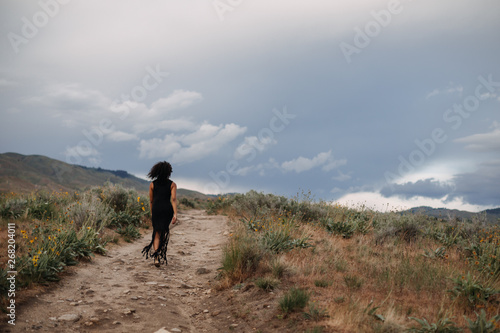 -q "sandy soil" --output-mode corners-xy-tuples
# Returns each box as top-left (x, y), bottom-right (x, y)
(1, 210), (237, 333)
